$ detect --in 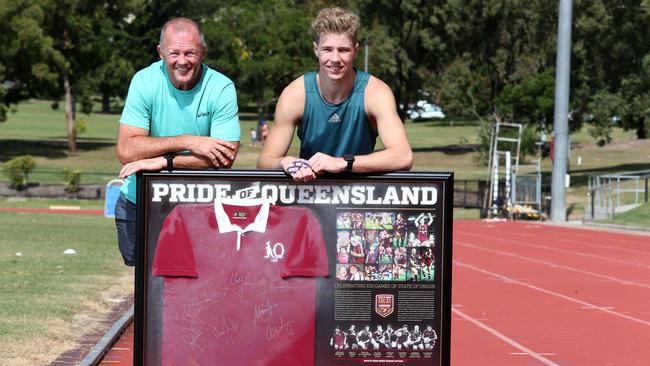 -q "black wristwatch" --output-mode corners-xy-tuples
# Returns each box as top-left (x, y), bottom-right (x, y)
(164, 152), (176, 172)
(343, 154), (355, 172)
